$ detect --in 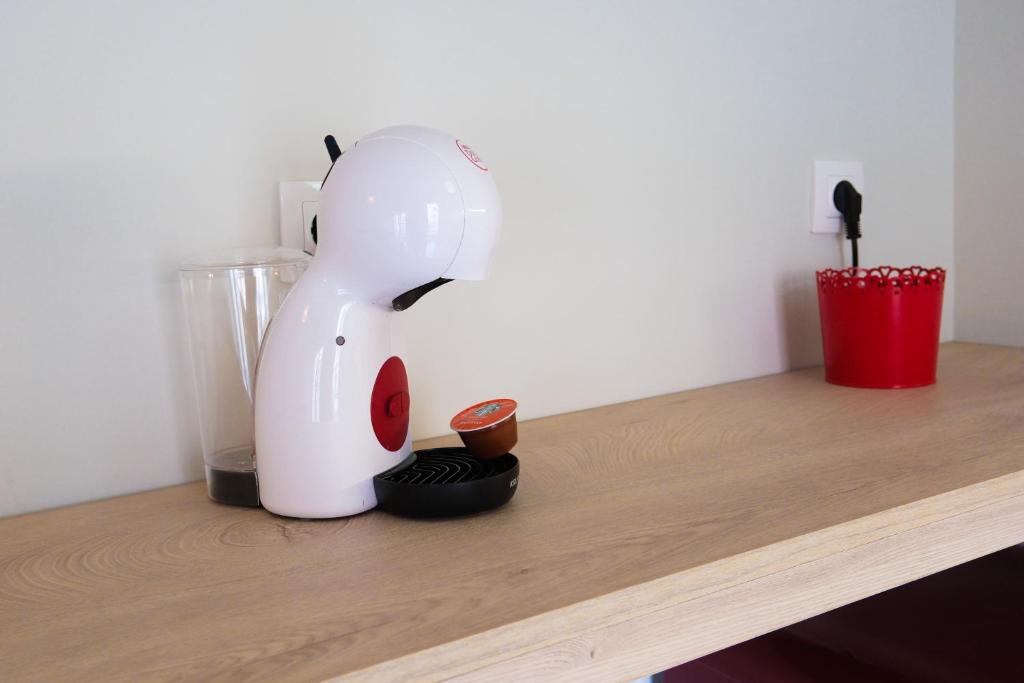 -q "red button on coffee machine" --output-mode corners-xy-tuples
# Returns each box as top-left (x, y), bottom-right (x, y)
(370, 356), (410, 452)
